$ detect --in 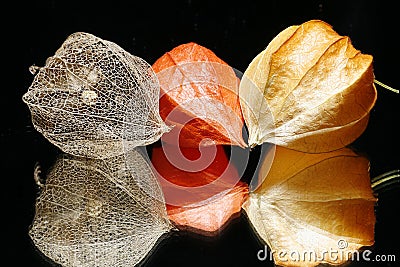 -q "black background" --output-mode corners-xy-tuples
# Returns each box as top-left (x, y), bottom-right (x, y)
(2, 0), (399, 266)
